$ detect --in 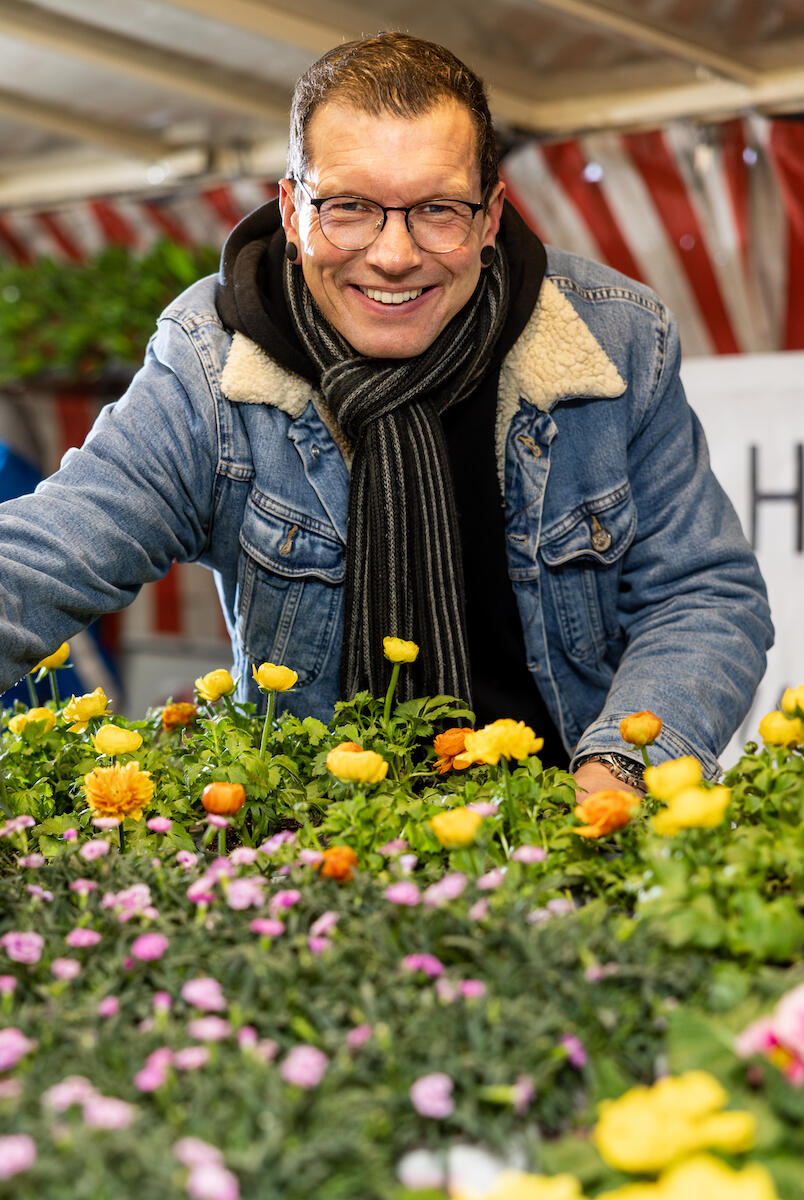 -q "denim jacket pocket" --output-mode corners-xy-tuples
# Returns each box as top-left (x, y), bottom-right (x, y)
(540, 482), (637, 666)
(237, 489), (345, 684)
